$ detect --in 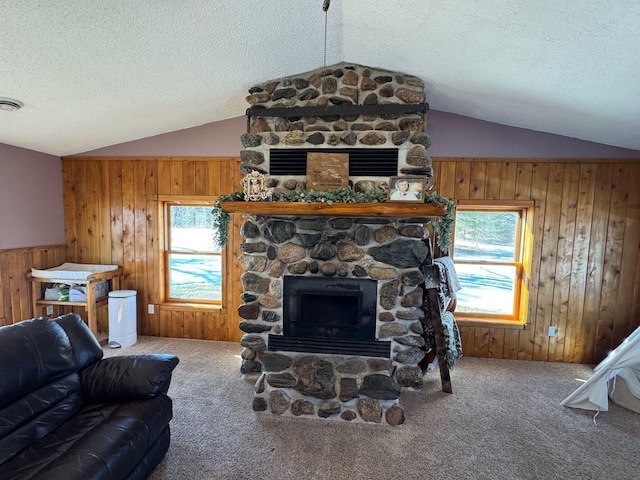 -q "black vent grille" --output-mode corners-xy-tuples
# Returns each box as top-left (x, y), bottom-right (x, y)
(269, 148), (398, 177)
(268, 334), (391, 358)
